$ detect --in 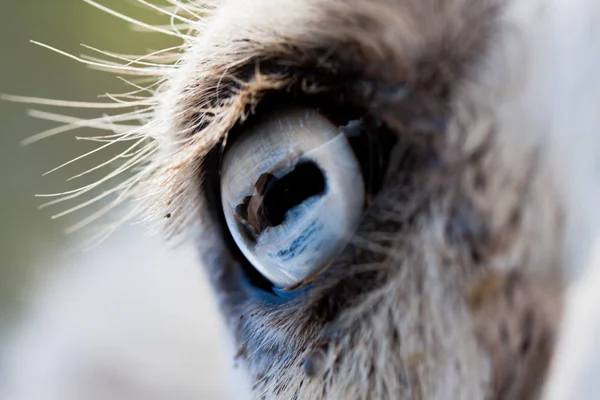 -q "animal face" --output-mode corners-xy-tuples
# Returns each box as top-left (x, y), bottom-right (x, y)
(11, 0), (600, 398)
